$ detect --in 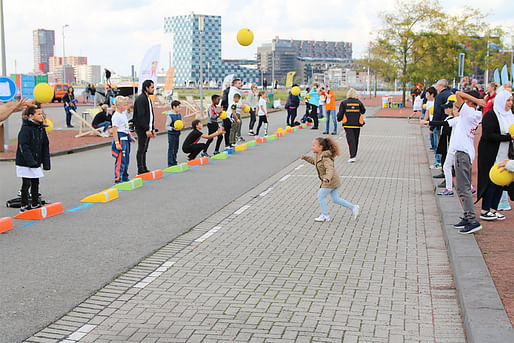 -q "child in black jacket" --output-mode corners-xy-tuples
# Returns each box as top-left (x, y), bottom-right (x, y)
(15, 105), (50, 212)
